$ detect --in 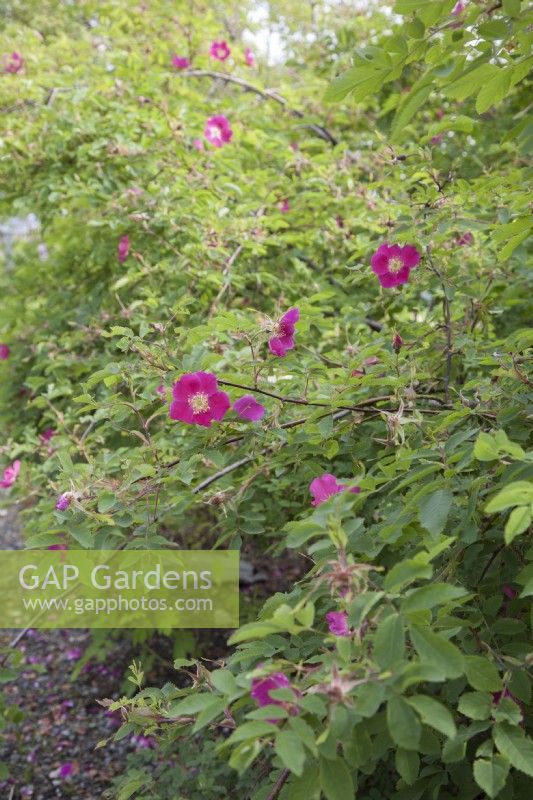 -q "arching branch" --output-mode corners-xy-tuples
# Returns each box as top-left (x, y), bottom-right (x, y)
(181, 69), (338, 146)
